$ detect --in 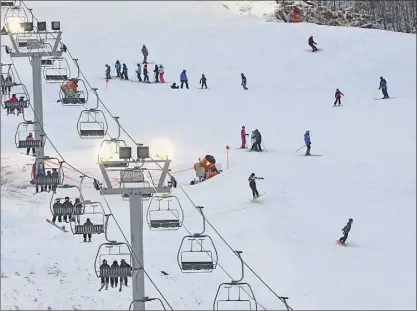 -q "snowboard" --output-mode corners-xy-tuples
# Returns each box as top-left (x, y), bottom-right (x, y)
(306, 49), (322, 52)
(46, 219), (68, 232)
(251, 192), (266, 202)
(375, 97), (395, 100)
(298, 154), (322, 157)
(336, 240), (348, 247)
